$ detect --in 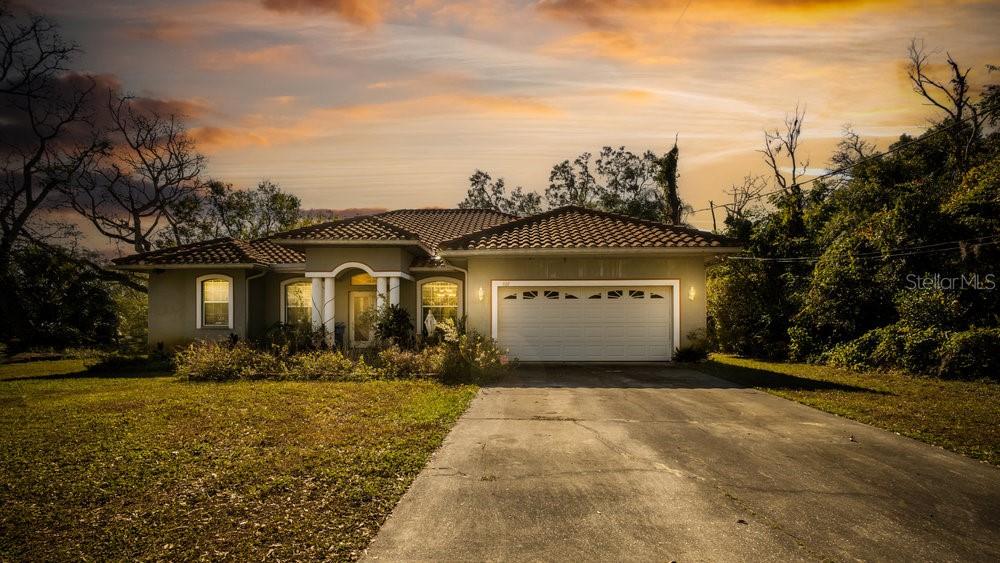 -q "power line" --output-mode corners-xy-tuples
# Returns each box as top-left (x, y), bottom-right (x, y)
(691, 107), (995, 216)
(725, 234), (1000, 263)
